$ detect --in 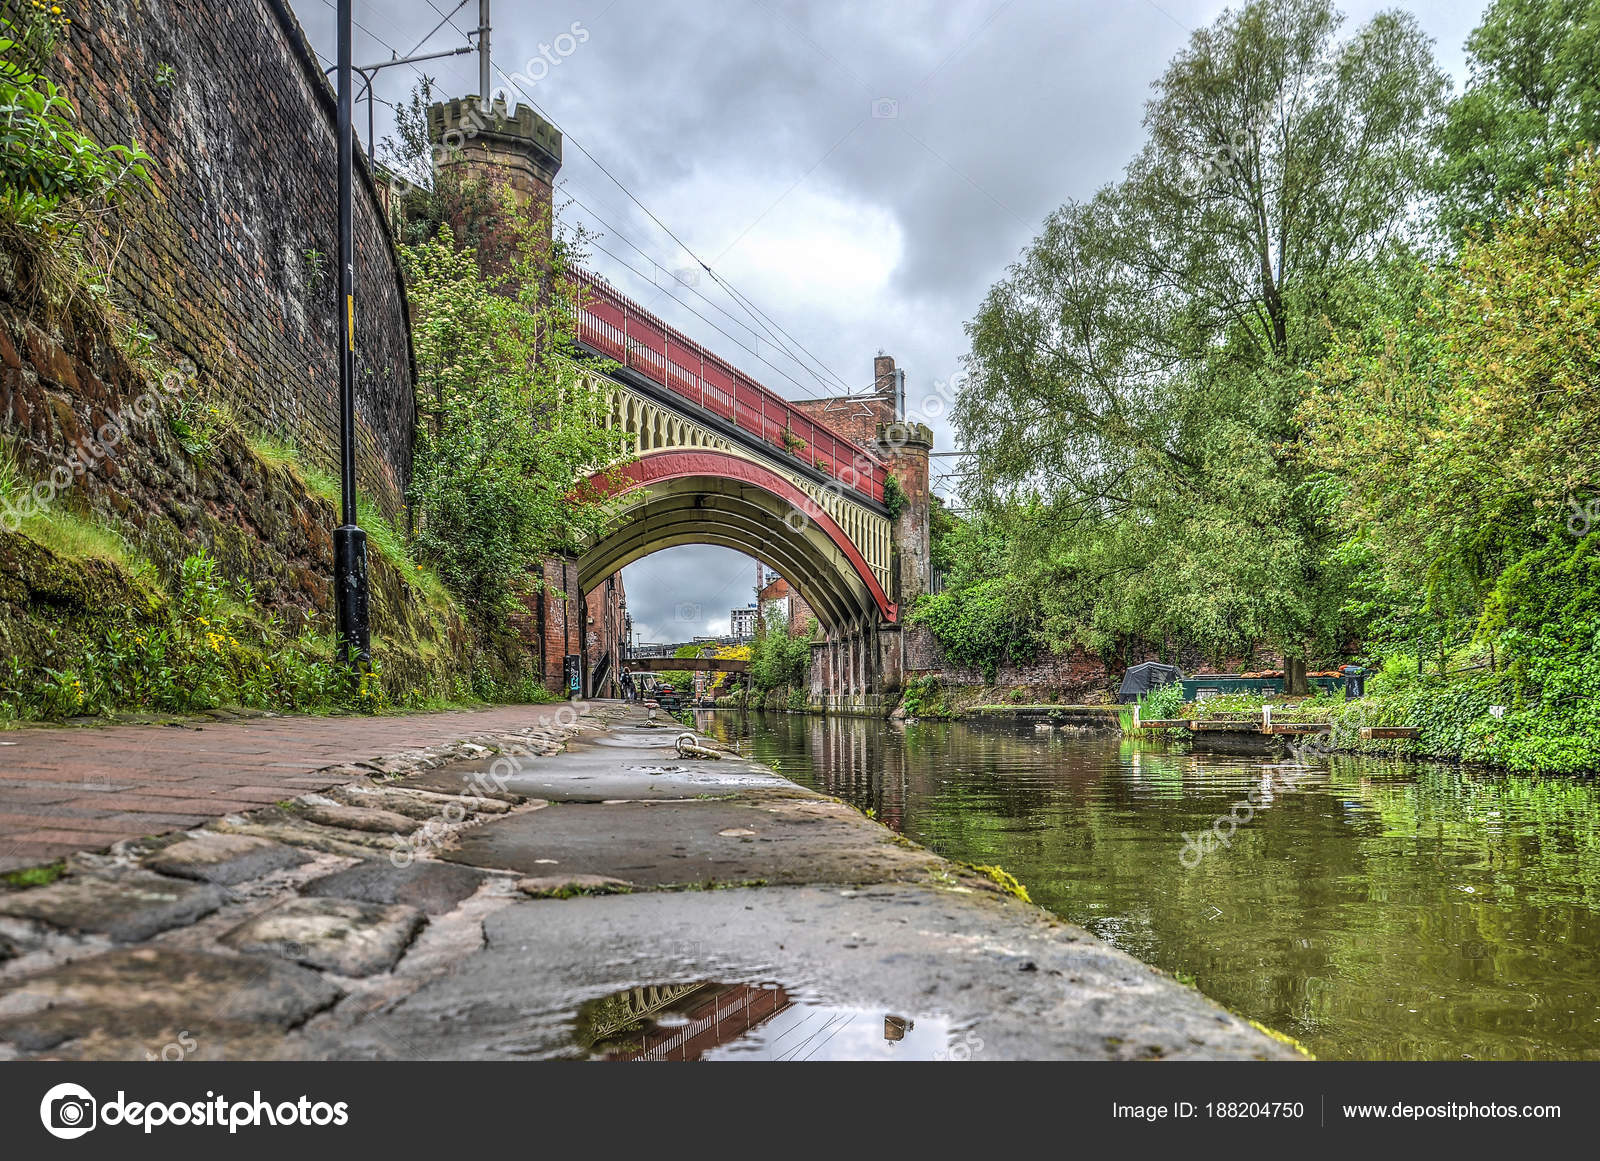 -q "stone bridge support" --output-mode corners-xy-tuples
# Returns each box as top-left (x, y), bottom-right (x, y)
(810, 617), (905, 714)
